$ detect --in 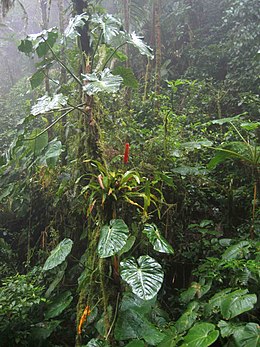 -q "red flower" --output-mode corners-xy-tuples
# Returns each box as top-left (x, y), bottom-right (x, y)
(123, 143), (130, 164)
